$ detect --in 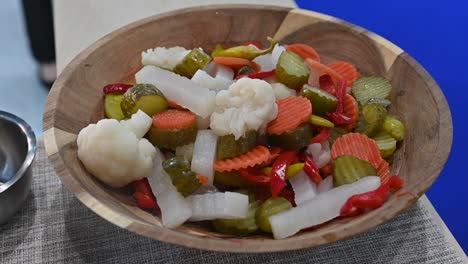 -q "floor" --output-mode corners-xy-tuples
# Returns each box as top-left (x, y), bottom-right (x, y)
(0, 0), (49, 136)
